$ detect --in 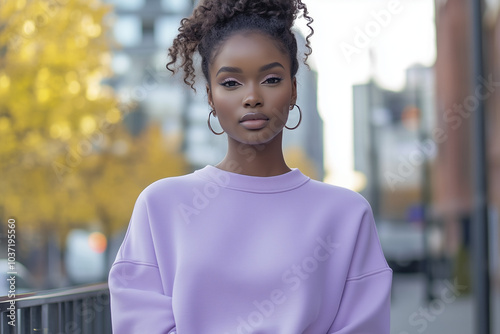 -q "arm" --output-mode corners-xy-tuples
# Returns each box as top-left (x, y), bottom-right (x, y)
(108, 192), (176, 334)
(328, 269), (392, 333)
(328, 201), (392, 334)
